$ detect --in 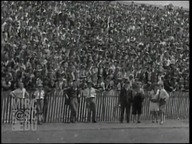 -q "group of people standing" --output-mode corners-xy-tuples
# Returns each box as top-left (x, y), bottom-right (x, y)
(10, 79), (98, 124)
(10, 80), (45, 125)
(64, 79), (97, 123)
(149, 82), (170, 124)
(9, 77), (169, 125)
(119, 80), (169, 125)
